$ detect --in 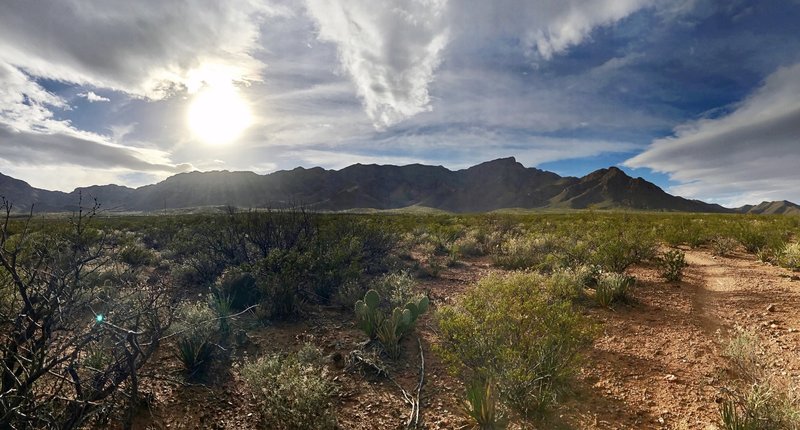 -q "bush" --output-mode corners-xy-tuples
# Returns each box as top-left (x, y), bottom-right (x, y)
(659, 249), (687, 282)
(215, 266), (260, 310)
(723, 326), (764, 383)
(437, 272), (594, 418)
(718, 326), (800, 429)
(118, 243), (156, 267)
(241, 352), (336, 430)
(711, 236), (739, 257)
(594, 273), (636, 308)
(371, 271), (423, 310)
(591, 233), (656, 273)
(777, 242), (800, 270)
